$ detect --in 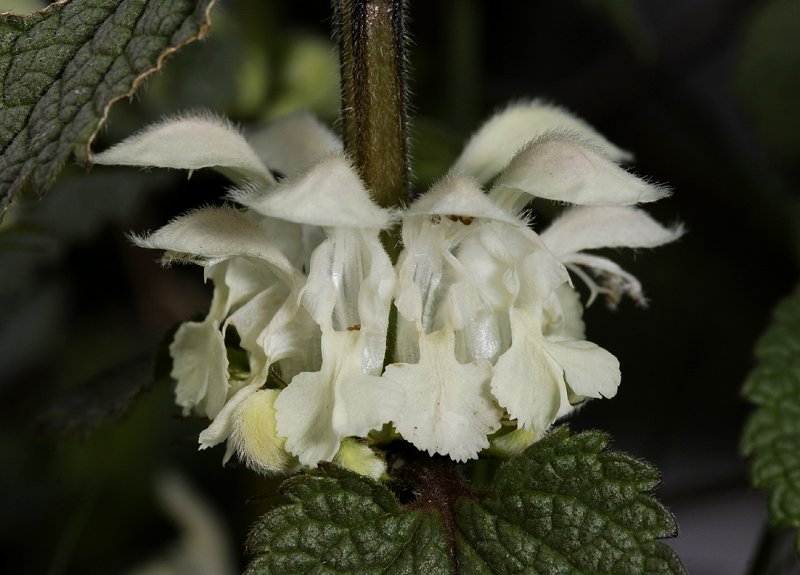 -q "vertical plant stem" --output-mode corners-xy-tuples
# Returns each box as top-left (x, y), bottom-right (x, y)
(334, 0), (410, 211)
